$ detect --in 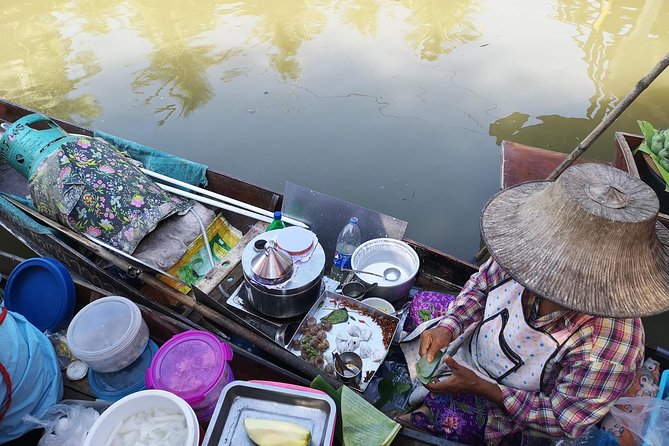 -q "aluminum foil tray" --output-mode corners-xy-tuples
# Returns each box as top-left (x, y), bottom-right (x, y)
(202, 381), (336, 446)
